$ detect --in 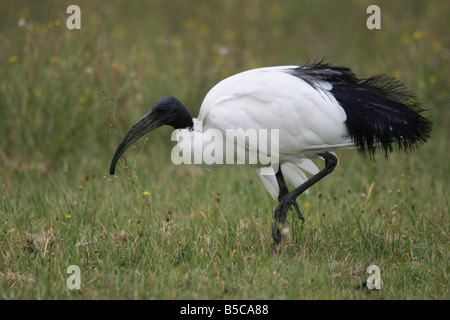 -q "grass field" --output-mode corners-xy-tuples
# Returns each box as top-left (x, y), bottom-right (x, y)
(0, 0), (448, 300)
